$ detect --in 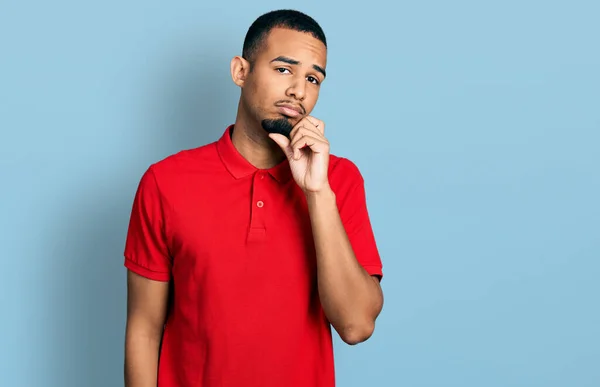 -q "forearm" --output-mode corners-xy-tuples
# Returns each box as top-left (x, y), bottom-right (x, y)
(306, 187), (383, 345)
(124, 327), (162, 386)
